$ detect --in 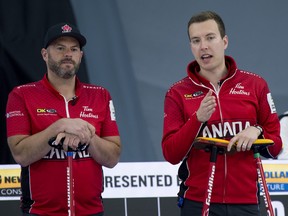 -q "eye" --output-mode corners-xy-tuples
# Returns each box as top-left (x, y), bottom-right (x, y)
(71, 47), (80, 52)
(191, 38), (200, 45)
(207, 35), (216, 41)
(56, 46), (65, 51)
